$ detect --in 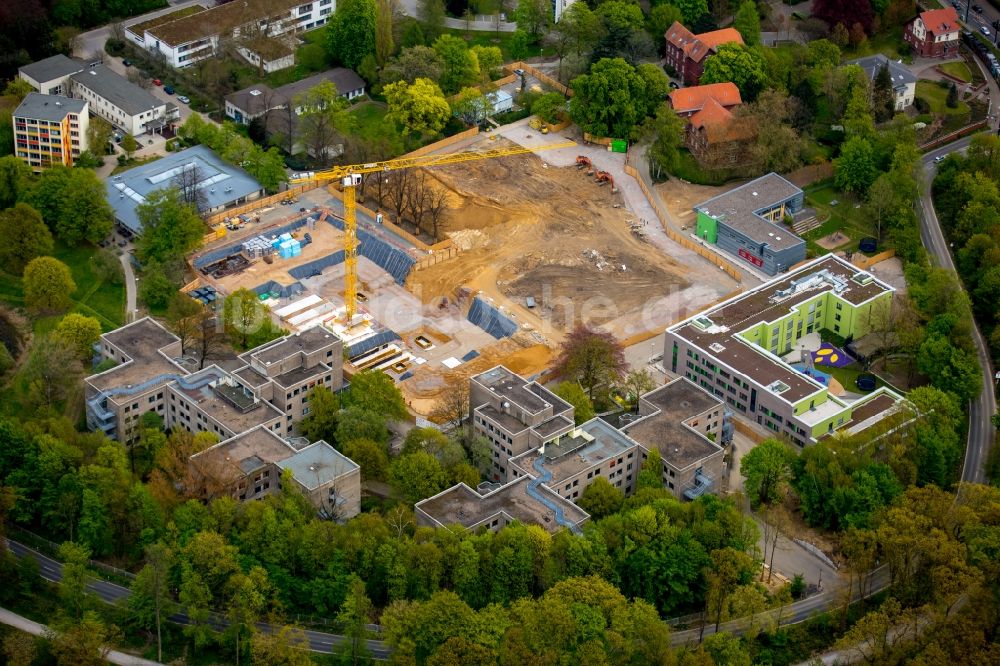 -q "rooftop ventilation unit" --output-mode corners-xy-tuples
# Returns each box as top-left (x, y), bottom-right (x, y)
(767, 380), (790, 394)
(249, 89), (261, 96)
(709, 342), (726, 353)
